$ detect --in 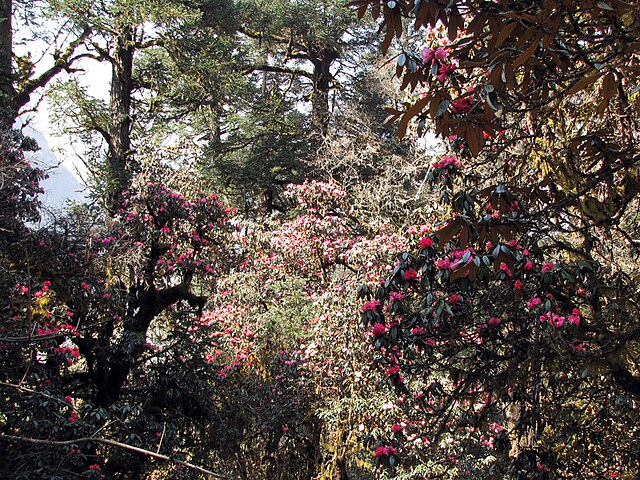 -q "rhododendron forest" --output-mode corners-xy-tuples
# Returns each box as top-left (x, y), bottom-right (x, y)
(2, 0), (640, 479)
